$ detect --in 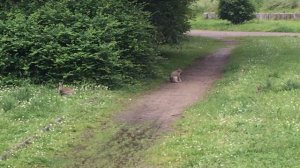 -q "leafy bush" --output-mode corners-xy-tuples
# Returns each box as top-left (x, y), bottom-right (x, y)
(0, 0), (158, 88)
(218, 0), (256, 24)
(136, 0), (194, 44)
